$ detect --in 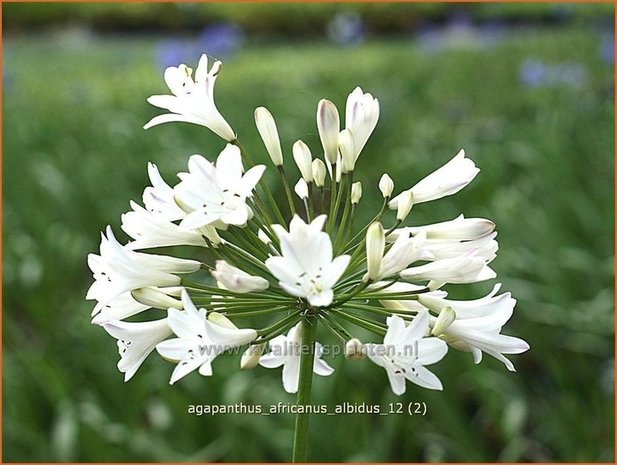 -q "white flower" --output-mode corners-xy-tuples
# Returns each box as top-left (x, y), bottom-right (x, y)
(259, 323), (334, 393)
(389, 150), (479, 208)
(156, 291), (257, 384)
(103, 318), (172, 382)
(293, 140), (313, 183)
(255, 107), (283, 166)
(86, 226), (200, 309)
(175, 145), (265, 230)
(379, 282), (447, 313)
(351, 181), (362, 204)
(121, 201), (211, 250)
(400, 251), (496, 285)
(142, 162), (186, 222)
(379, 174), (394, 198)
(390, 214), (495, 241)
(365, 222), (385, 281)
(211, 260), (270, 293)
(144, 54), (236, 141)
(418, 284), (530, 371)
(91, 291), (149, 324)
(365, 312), (447, 394)
(317, 99), (340, 164)
(373, 232), (432, 280)
(265, 215), (350, 307)
(421, 232), (498, 262)
(312, 159), (327, 187)
(345, 87), (379, 161)
(294, 178), (309, 199)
